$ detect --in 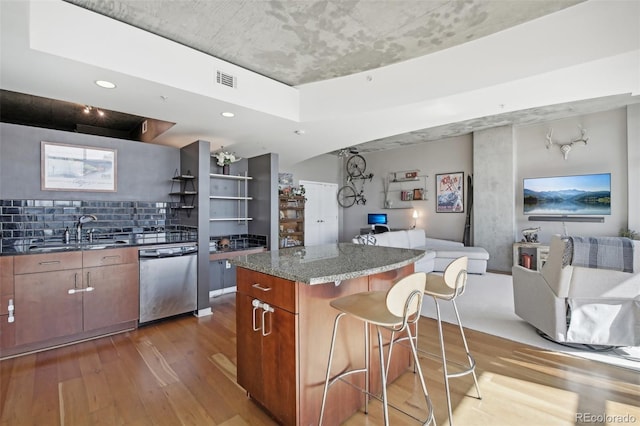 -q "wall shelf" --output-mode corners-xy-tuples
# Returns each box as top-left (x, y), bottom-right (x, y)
(169, 170), (197, 216)
(384, 171), (428, 208)
(210, 170), (252, 225)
